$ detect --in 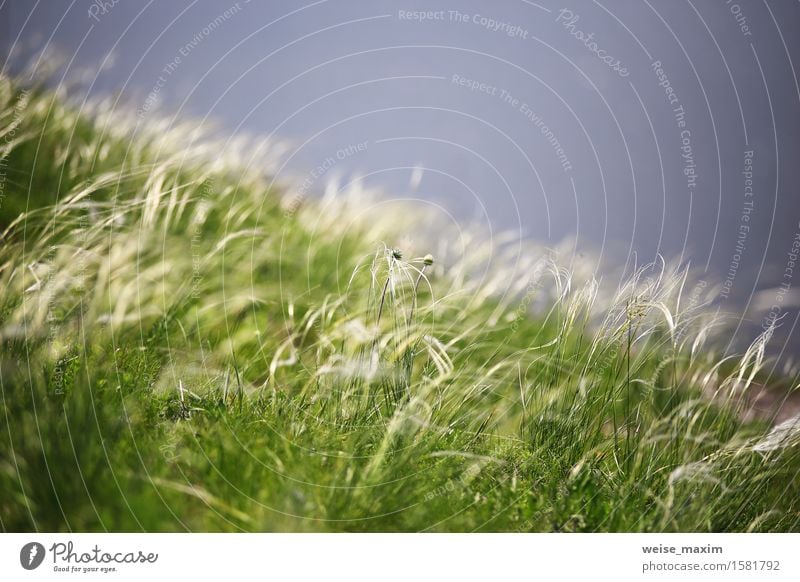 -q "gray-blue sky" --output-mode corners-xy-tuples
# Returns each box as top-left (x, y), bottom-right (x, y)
(3, 0), (800, 356)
